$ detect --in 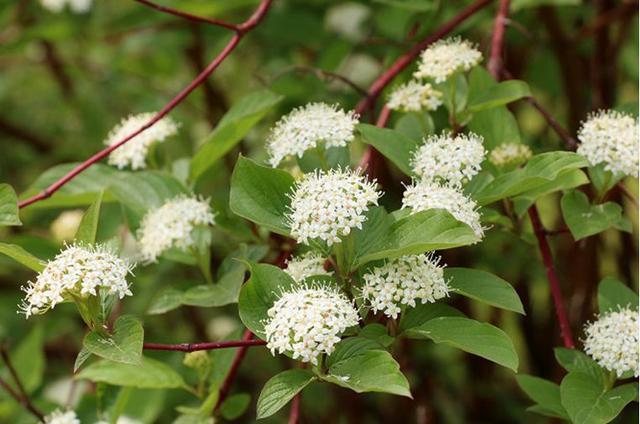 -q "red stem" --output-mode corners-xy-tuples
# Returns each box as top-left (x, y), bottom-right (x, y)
(213, 329), (254, 413)
(487, 0), (510, 79)
(355, 0), (494, 116)
(0, 348), (45, 422)
(18, 0), (274, 209)
(528, 206), (575, 348)
(143, 338), (266, 352)
(134, 0), (239, 31)
(288, 393), (301, 424)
